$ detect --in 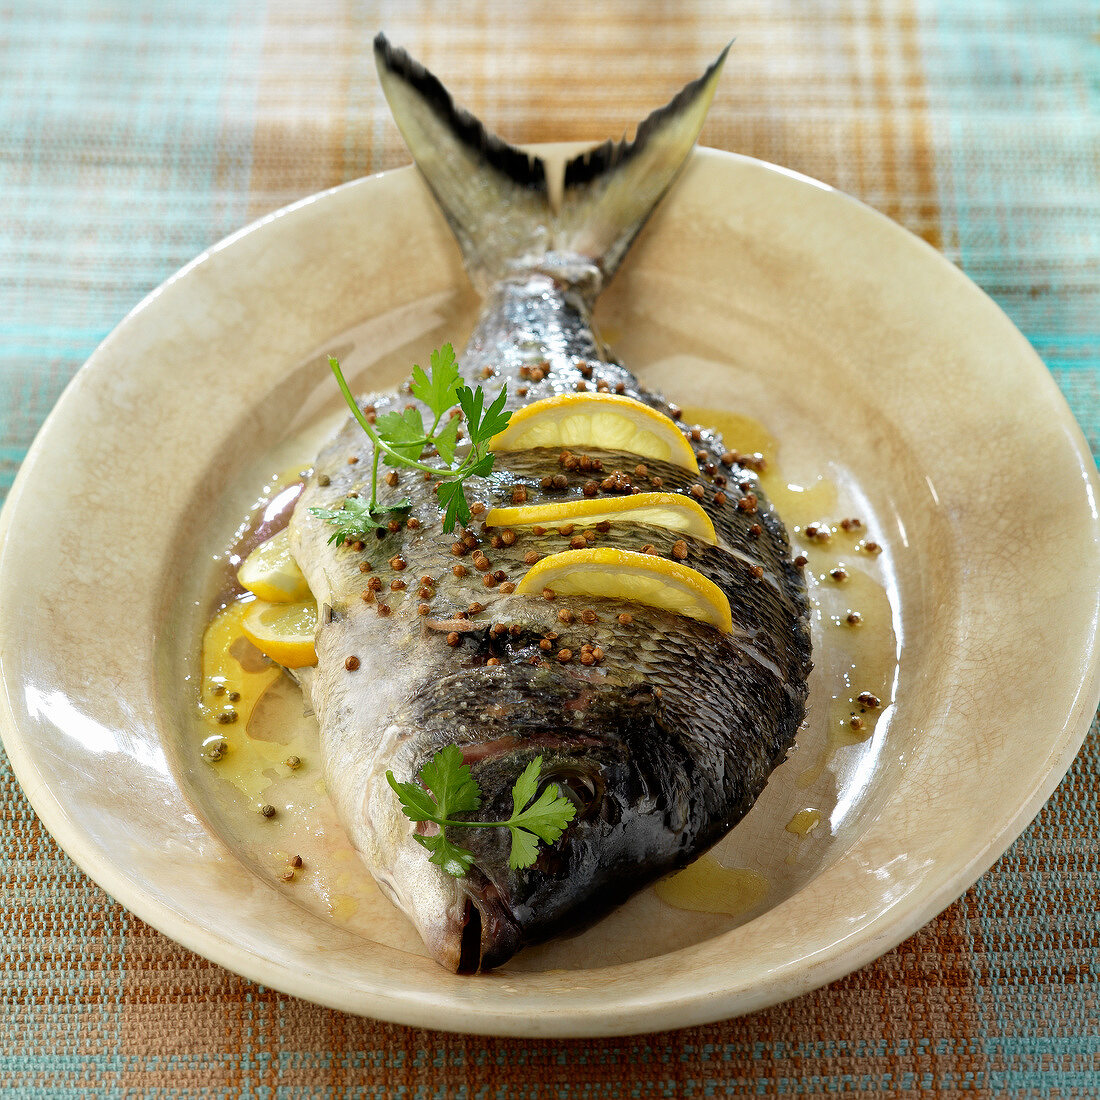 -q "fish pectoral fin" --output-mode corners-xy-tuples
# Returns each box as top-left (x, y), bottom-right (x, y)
(373, 32), (553, 291)
(554, 43), (731, 280)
